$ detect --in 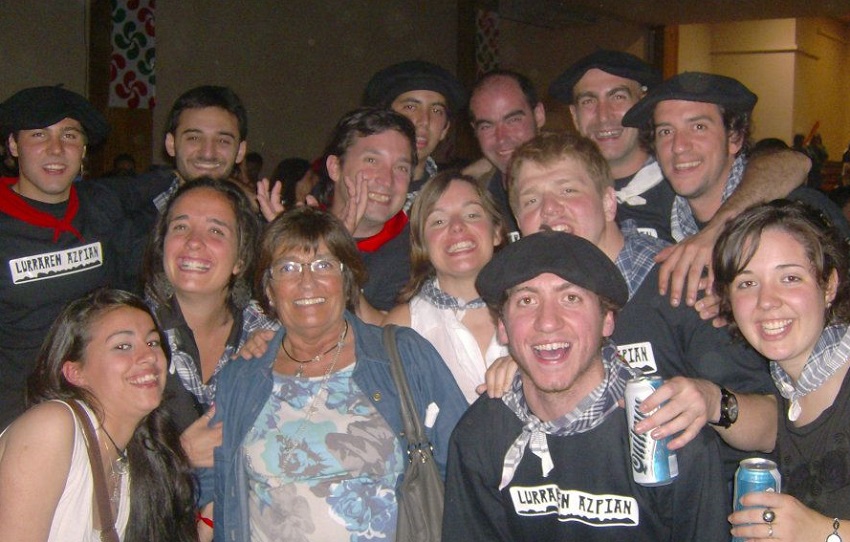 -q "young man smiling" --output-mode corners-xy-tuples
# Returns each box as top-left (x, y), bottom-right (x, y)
(550, 53), (810, 309)
(363, 60), (465, 210)
(0, 86), (129, 429)
(443, 229), (727, 541)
